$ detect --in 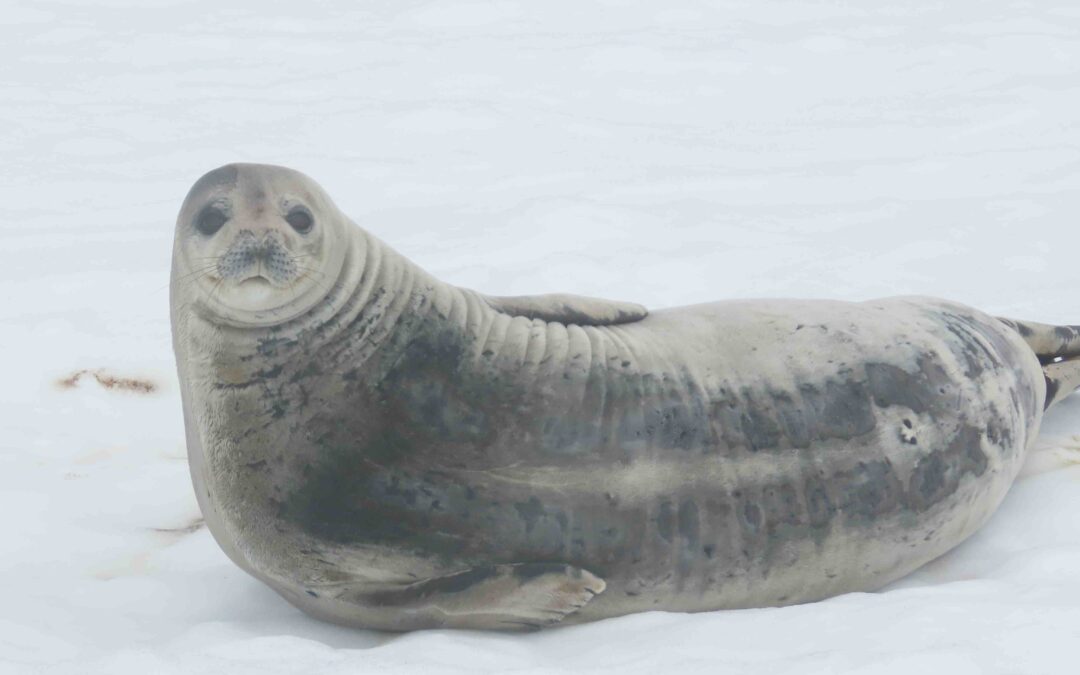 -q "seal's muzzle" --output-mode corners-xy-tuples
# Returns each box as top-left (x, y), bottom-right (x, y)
(217, 230), (297, 285)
